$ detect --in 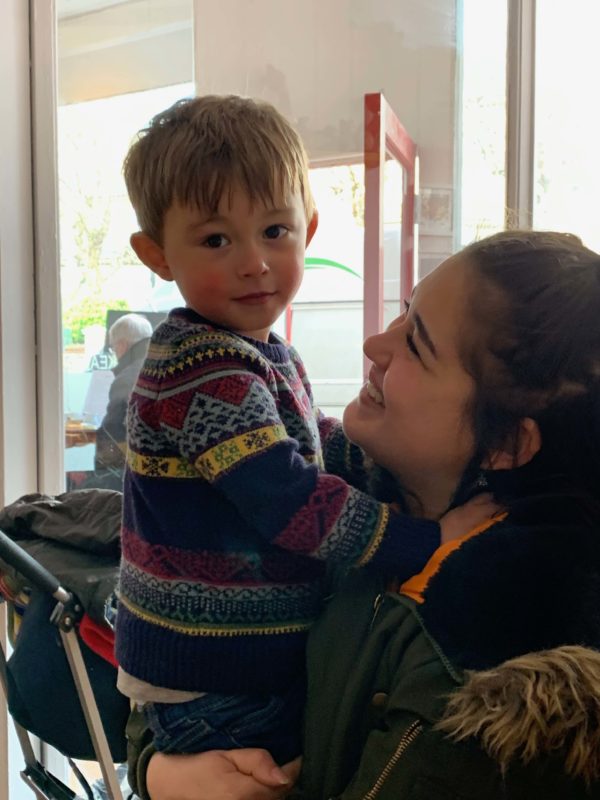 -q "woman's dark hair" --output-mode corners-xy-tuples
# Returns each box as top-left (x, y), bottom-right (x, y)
(455, 230), (600, 521)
